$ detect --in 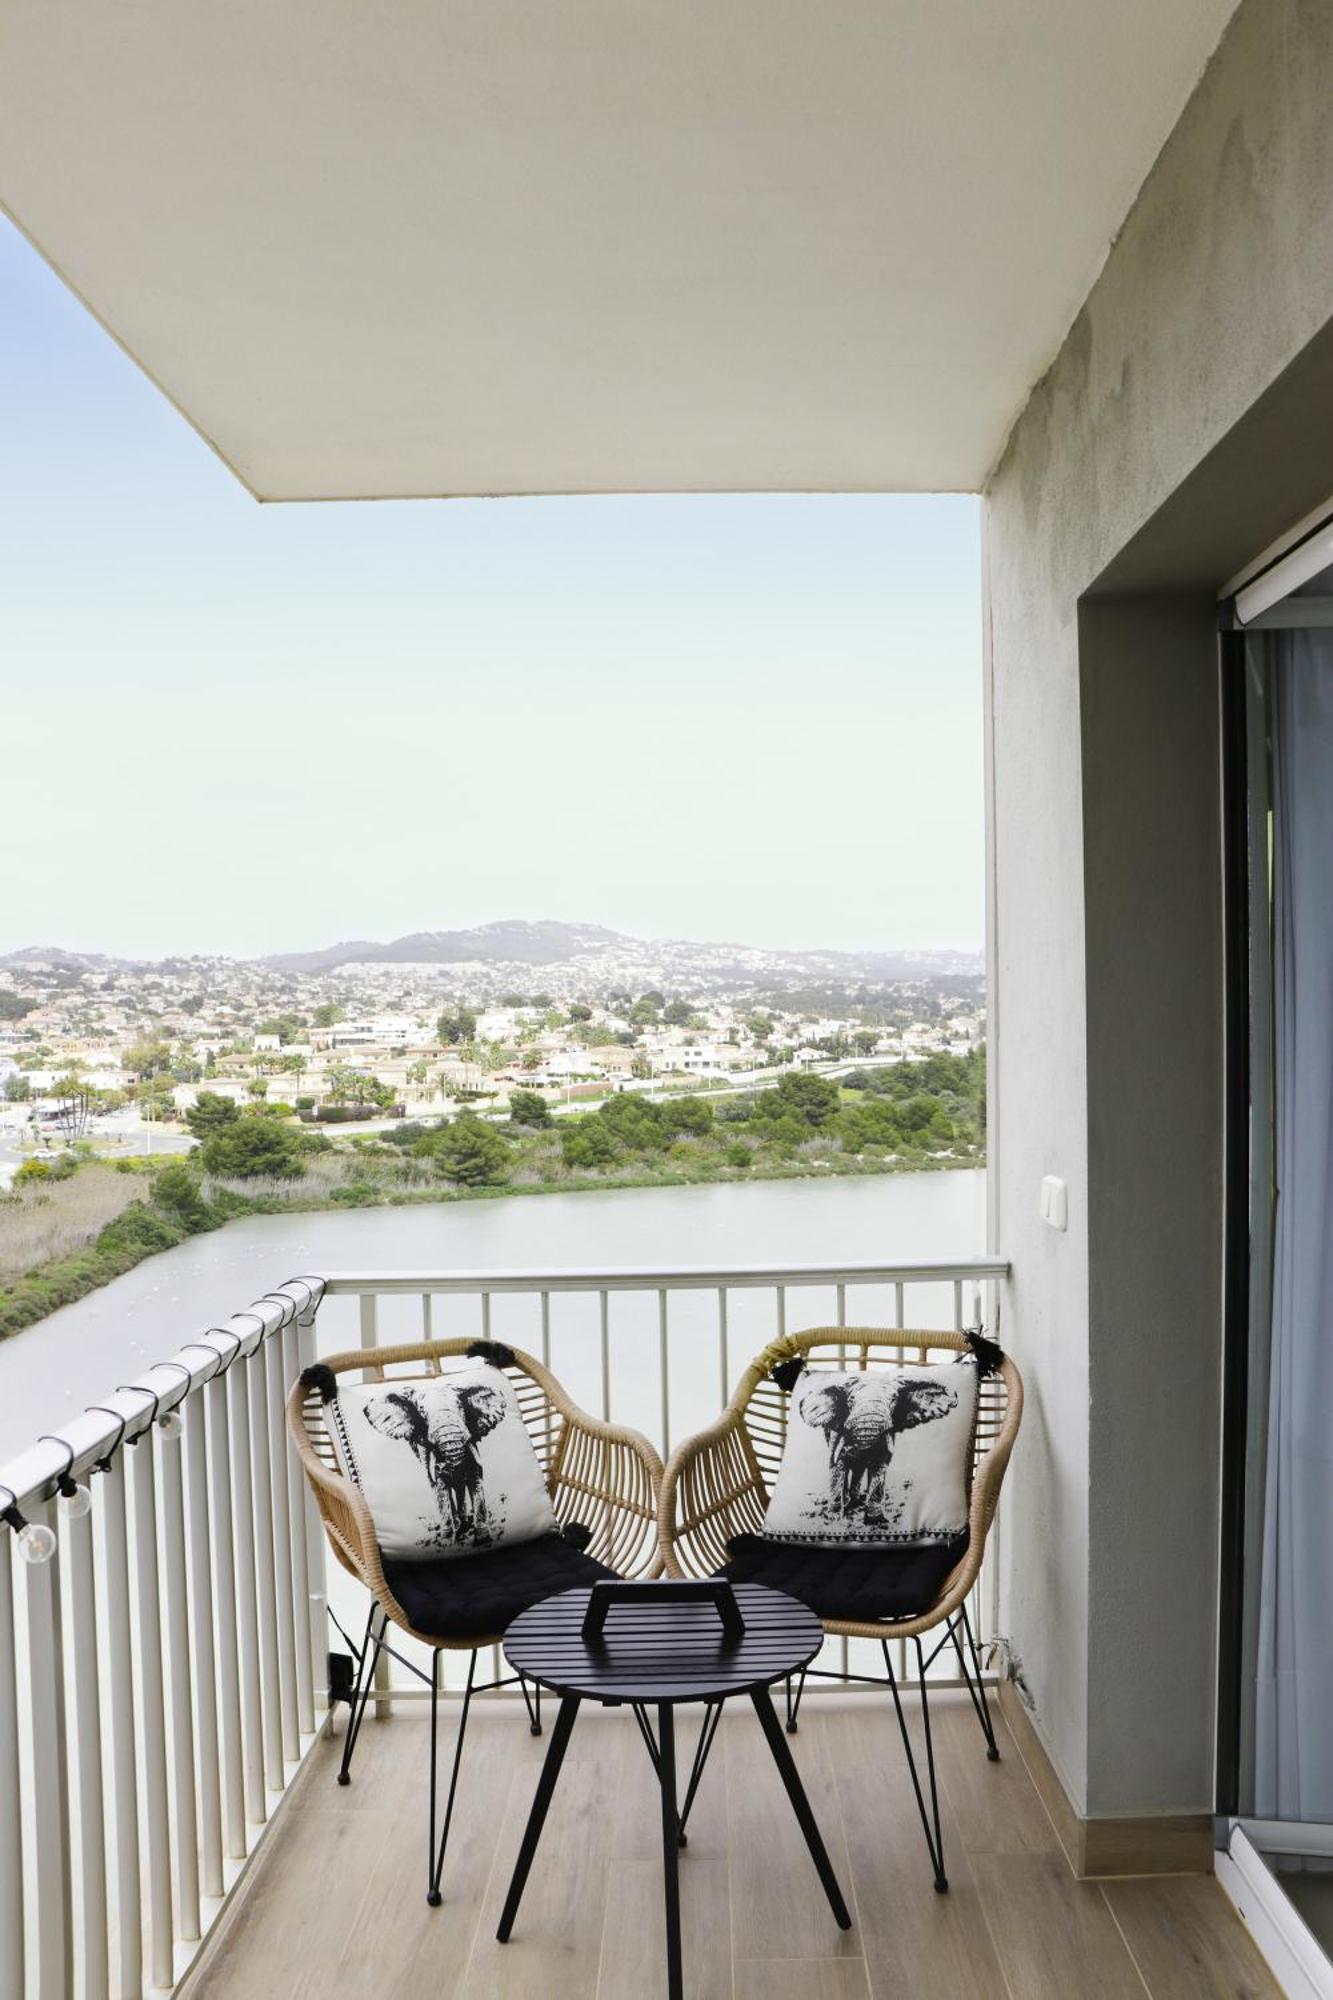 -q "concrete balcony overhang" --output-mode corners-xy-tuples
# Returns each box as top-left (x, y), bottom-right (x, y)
(1, 0), (1233, 501)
